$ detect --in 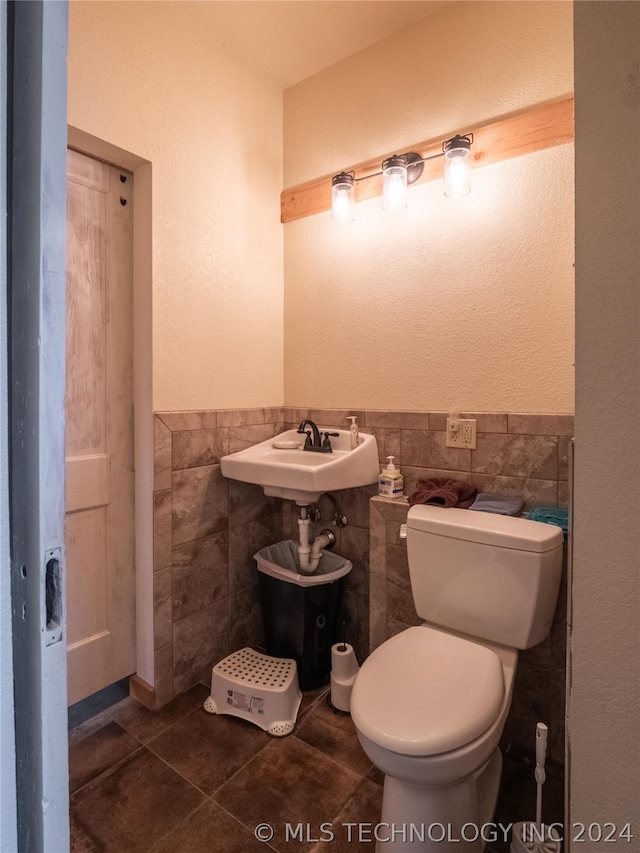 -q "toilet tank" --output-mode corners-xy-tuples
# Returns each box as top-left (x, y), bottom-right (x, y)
(406, 505), (564, 649)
